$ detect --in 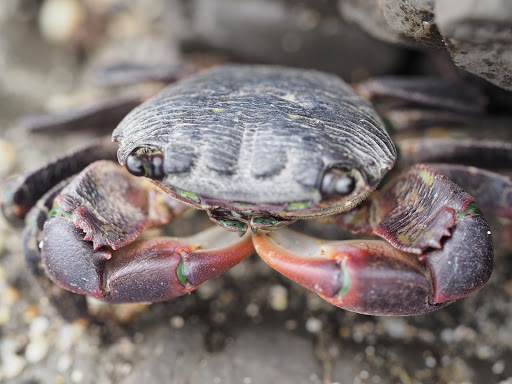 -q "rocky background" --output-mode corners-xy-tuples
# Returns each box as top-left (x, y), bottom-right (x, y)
(1, 1), (512, 383)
